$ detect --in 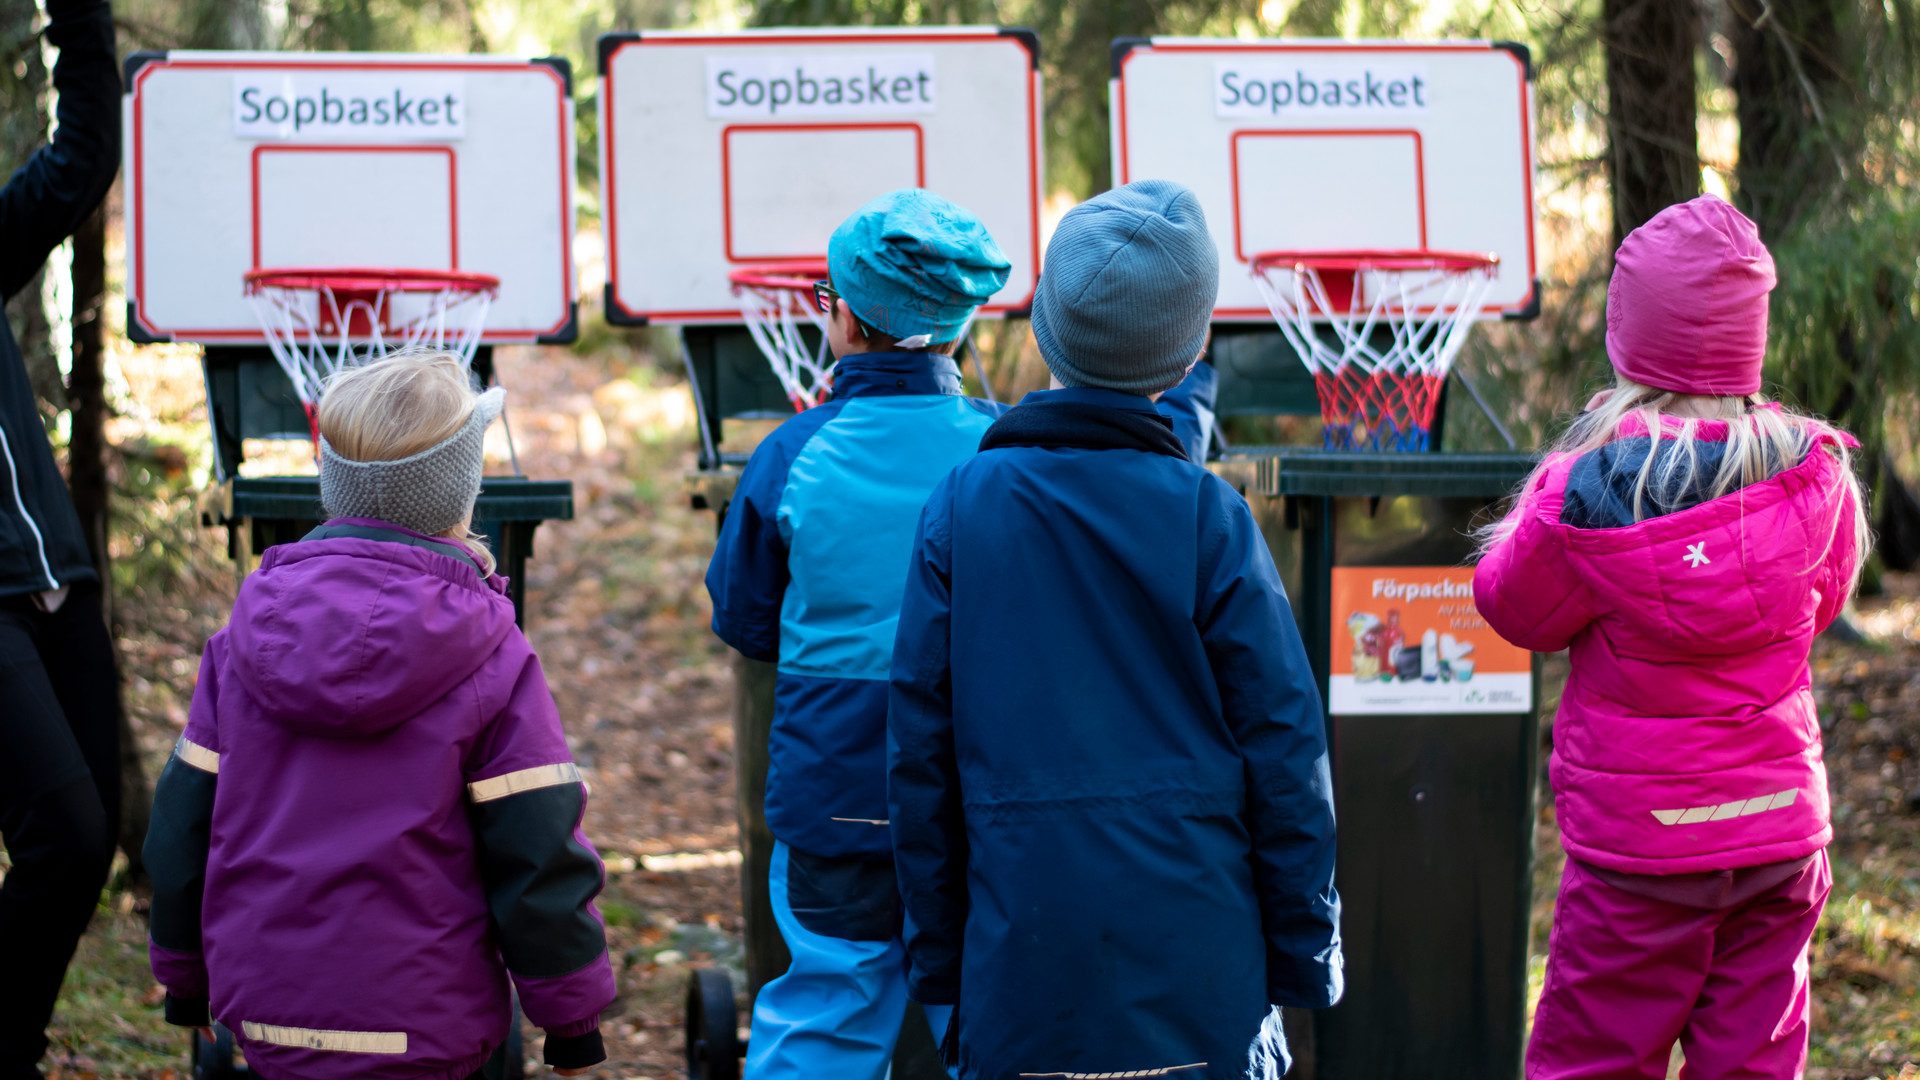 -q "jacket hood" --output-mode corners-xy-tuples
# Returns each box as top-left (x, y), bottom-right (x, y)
(830, 351), (965, 398)
(226, 531), (516, 737)
(1550, 433), (1851, 657)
